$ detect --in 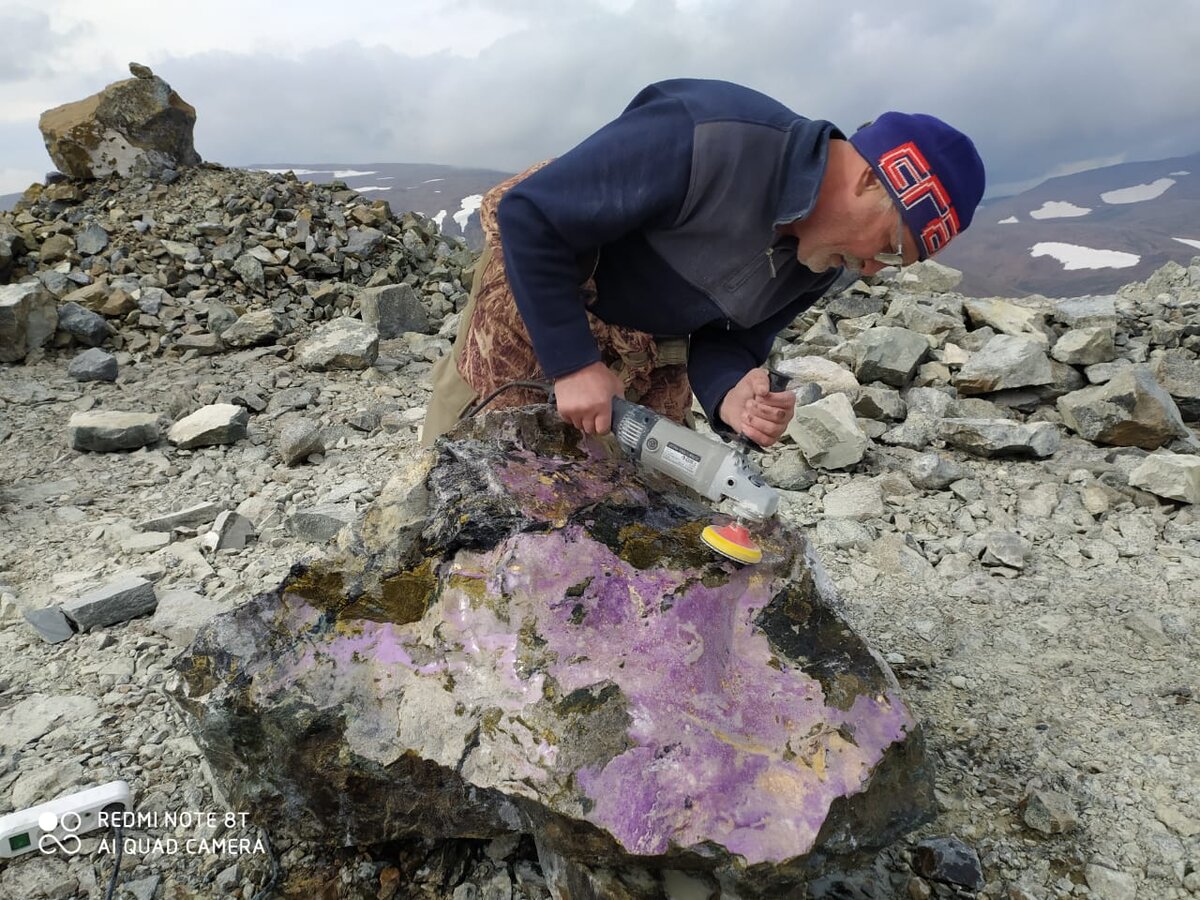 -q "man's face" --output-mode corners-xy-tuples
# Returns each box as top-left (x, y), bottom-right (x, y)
(796, 193), (913, 276)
